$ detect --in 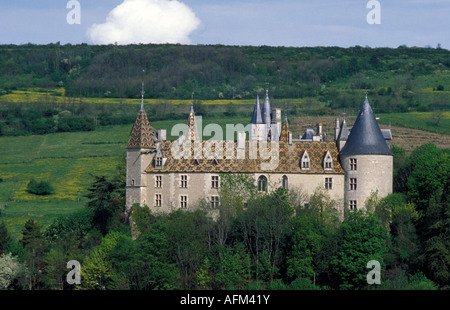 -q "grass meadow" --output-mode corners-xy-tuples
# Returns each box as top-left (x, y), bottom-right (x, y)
(377, 111), (450, 135)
